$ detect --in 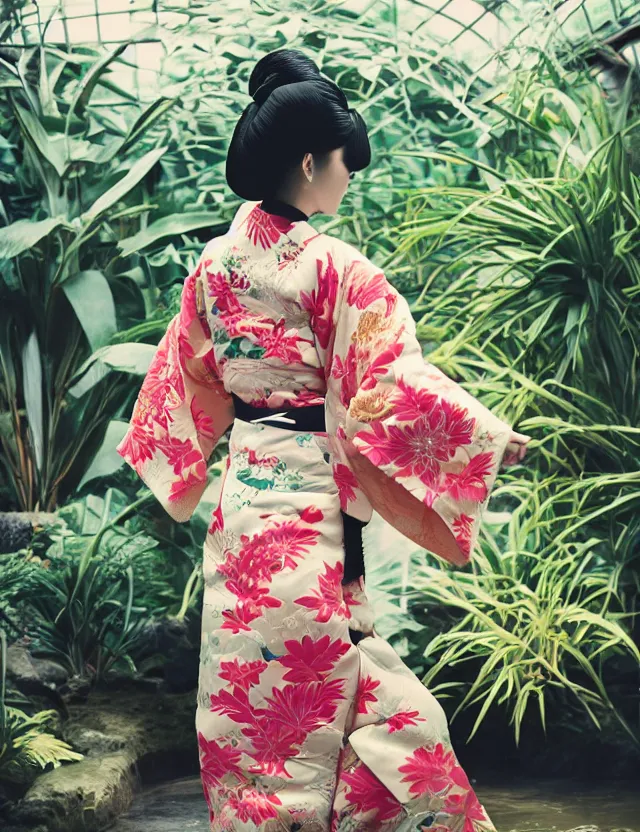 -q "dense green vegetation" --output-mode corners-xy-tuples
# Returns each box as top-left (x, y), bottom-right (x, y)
(0, 0), (638, 789)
